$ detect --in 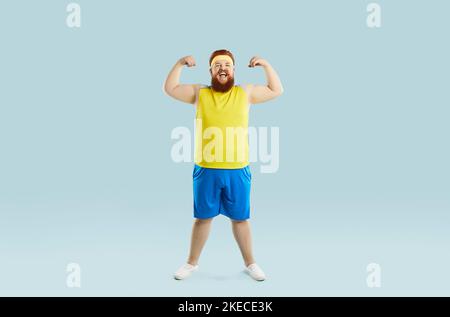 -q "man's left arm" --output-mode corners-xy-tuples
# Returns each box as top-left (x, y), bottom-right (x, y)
(246, 56), (284, 104)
